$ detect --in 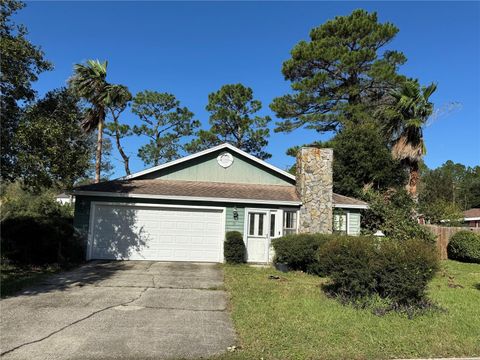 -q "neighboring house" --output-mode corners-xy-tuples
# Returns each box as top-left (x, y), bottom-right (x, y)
(56, 193), (75, 205)
(72, 144), (368, 263)
(463, 208), (480, 227)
